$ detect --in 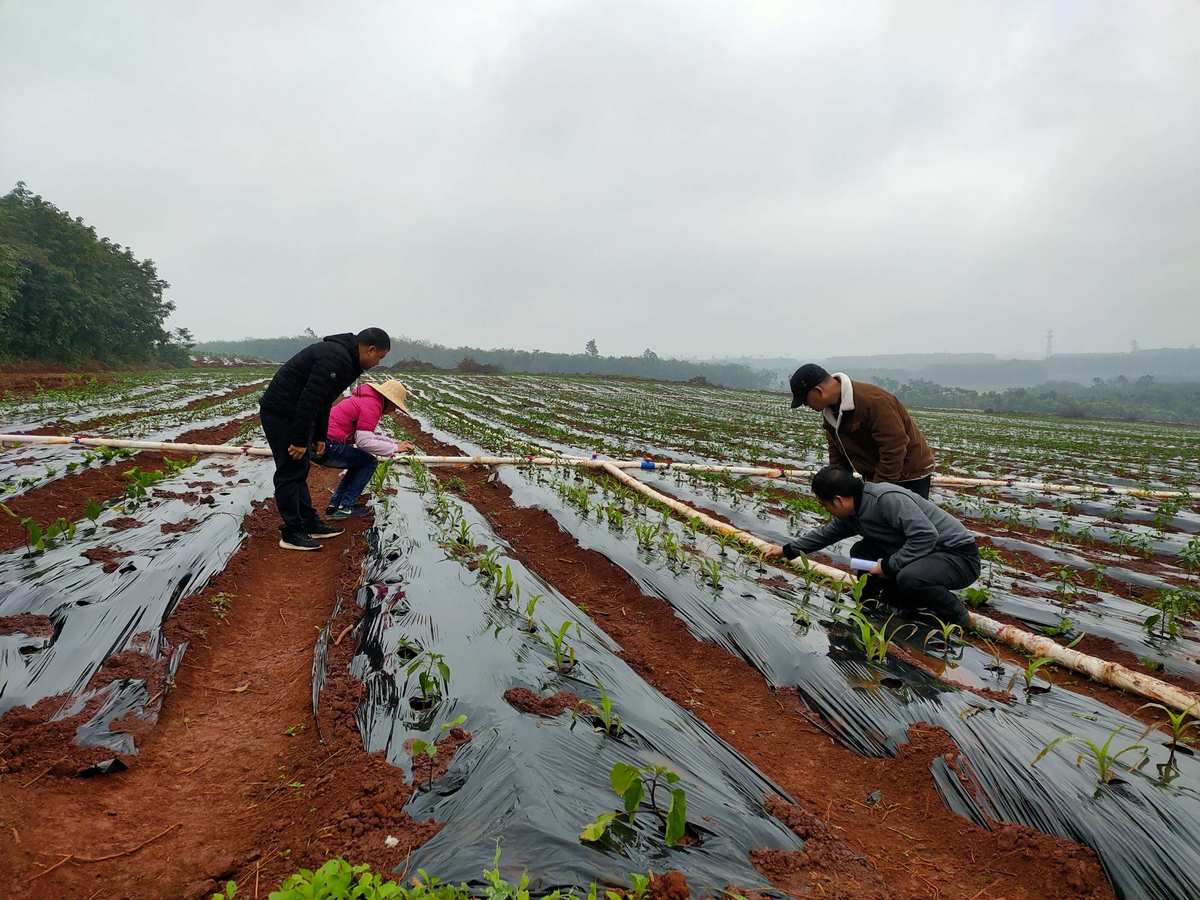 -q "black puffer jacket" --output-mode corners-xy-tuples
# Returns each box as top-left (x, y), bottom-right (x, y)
(259, 333), (363, 446)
